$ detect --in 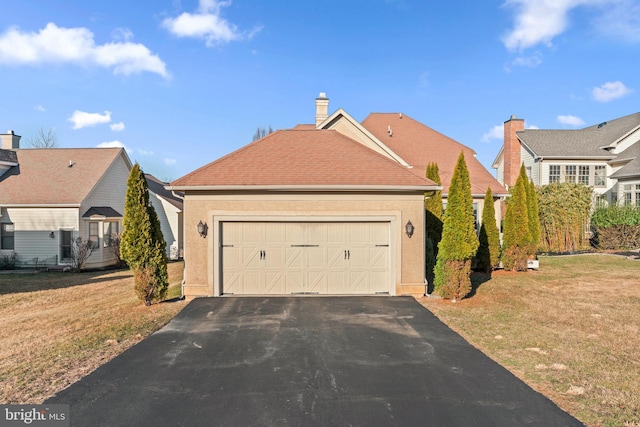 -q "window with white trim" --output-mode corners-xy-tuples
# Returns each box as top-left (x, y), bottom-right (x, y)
(565, 165), (577, 183)
(578, 165), (590, 185)
(103, 222), (119, 247)
(594, 165), (606, 187)
(89, 222), (99, 249)
(622, 184), (640, 207)
(549, 165), (561, 183)
(1, 223), (14, 250)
